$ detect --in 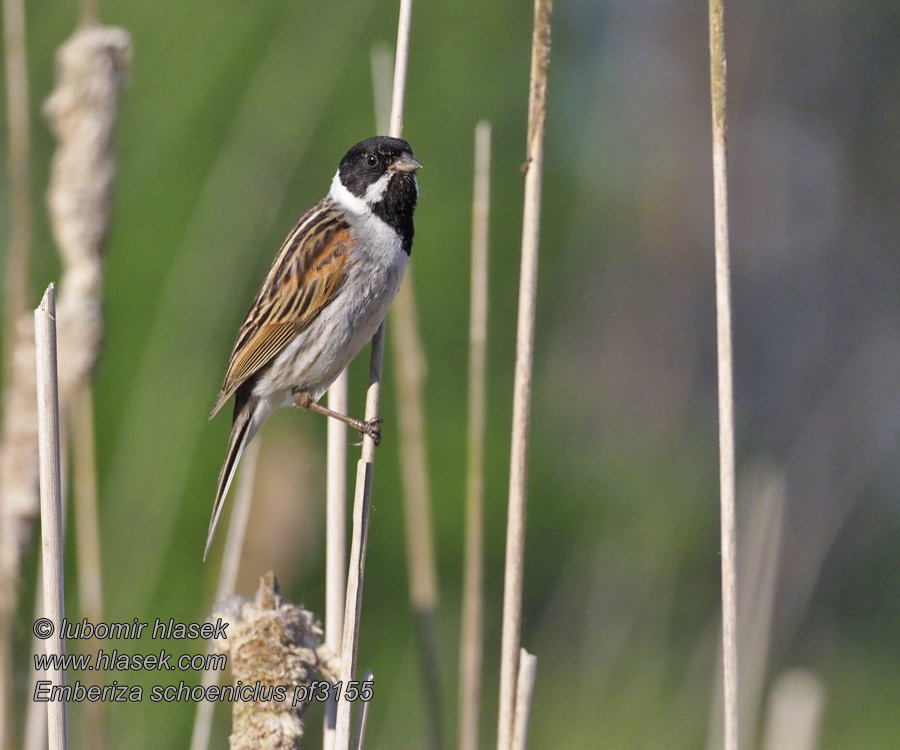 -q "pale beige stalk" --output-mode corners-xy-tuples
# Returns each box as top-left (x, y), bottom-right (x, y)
(370, 43), (393, 136)
(510, 650), (537, 750)
(1, 0), (30, 376)
(334, 1), (416, 748)
(371, 37), (444, 748)
(390, 279), (442, 748)
(189, 438), (261, 750)
(458, 121), (491, 750)
(323, 369), (348, 750)
(352, 670), (374, 750)
(0, 22), (130, 615)
(760, 670), (824, 750)
(707, 1), (739, 749)
(335, 330), (384, 750)
(0, 26), (128, 747)
(705, 467), (785, 750)
(325, 42), (389, 750)
(35, 286), (68, 750)
(0, 0), (32, 737)
(71, 388), (106, 750)
(496, 1), (552, 748)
